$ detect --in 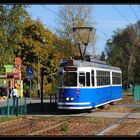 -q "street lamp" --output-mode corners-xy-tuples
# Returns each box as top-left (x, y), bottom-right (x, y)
(72, 26), (95, 57)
